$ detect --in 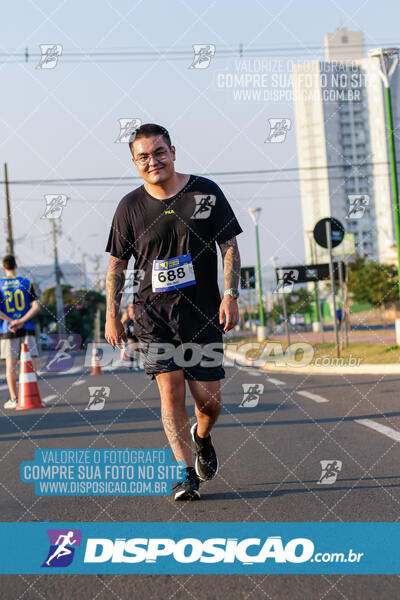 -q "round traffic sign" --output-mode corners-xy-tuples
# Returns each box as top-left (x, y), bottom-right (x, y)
(313, 218), (344, 249)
